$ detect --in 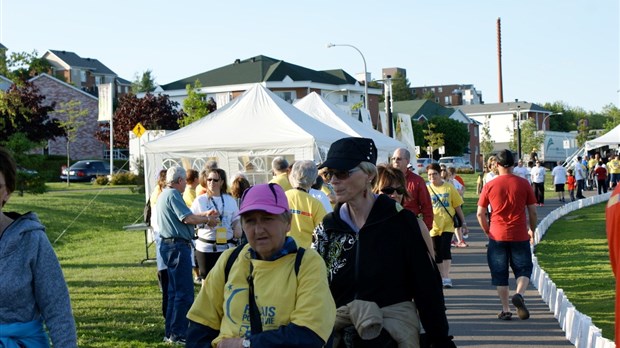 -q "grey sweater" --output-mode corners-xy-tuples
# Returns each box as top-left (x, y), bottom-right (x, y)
(0, 211), (77, 347)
